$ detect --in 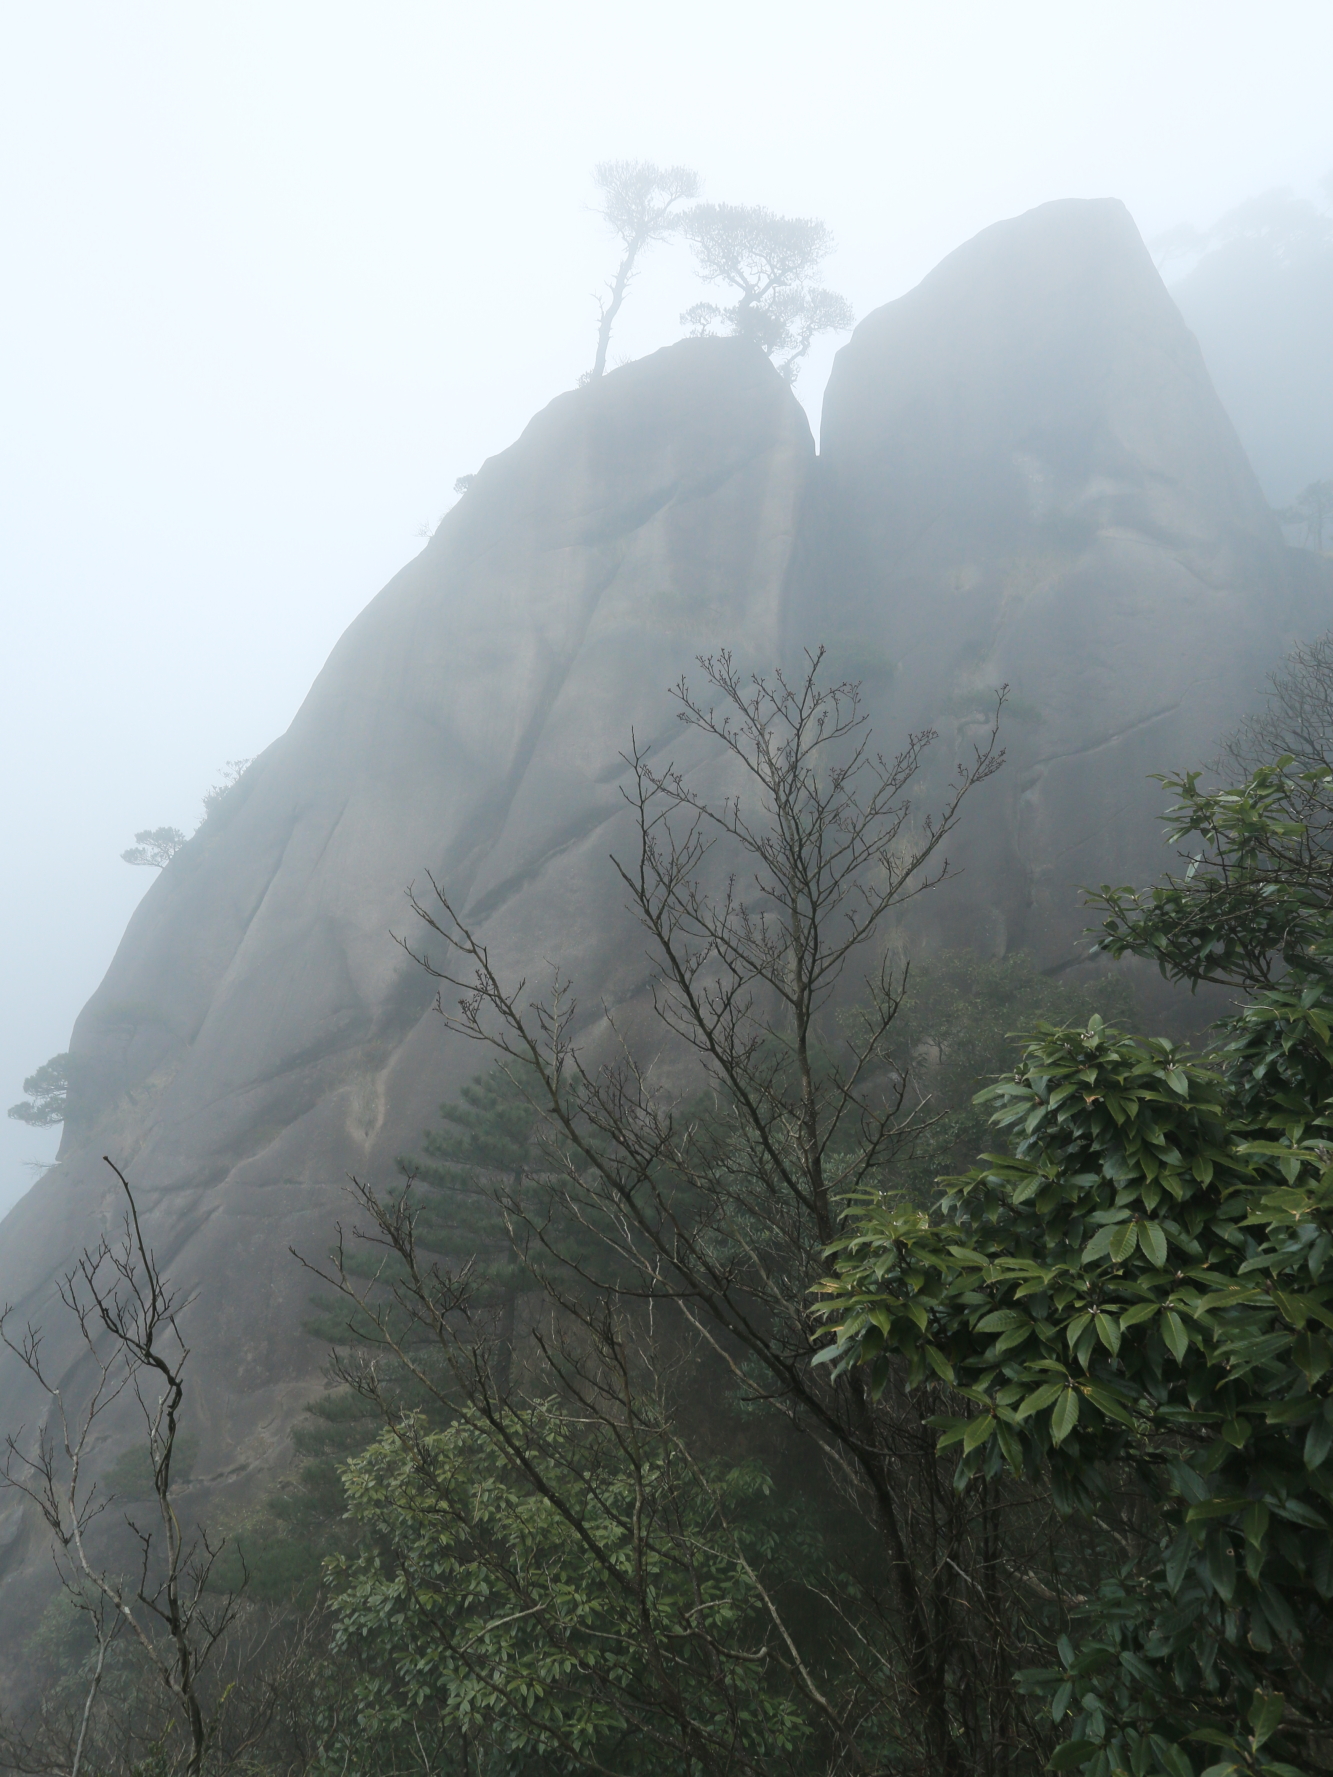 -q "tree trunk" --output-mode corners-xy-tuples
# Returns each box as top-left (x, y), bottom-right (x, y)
(592, 241), (641, 377)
